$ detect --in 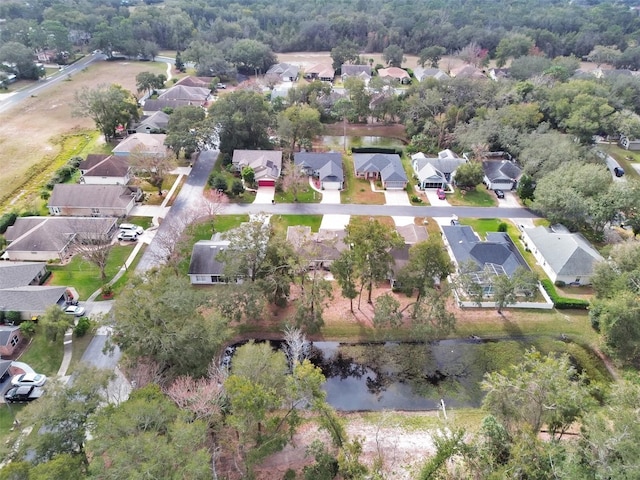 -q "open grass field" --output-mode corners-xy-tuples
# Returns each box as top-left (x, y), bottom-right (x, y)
(0, 60), (167, 213)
